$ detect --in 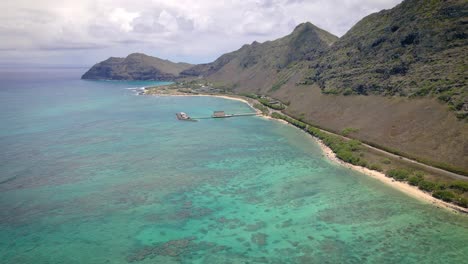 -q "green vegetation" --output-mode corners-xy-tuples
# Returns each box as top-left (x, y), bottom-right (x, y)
(308, 129), (362, 166)
(408, 175), (423, 186)
(272, 112), (364, 166)
(387, 170), (468, 208)
(449, 181), (468, 192)
(343, 88), (354, 96)
(380, 158), (391, 165)
(82, 53), (193, 81)
(301, 0), (467, 119)
(254, 103), (269, 115)
(271, 112), (306, 129)
(240, 93), (259, 99)
(432, 190), (457, 202)
(258, 98), (286, 110)
(341, 127), (360, 136)
(322, 88), (340, 95)
(418, 180), (437, 192)
(369, 164), (383, 172)
(386, 169), (411, 181)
